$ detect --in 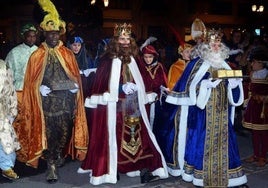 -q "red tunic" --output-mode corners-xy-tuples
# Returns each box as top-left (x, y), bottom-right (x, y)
(80, 55), (168, 185)
(243, 77), (268, 130)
